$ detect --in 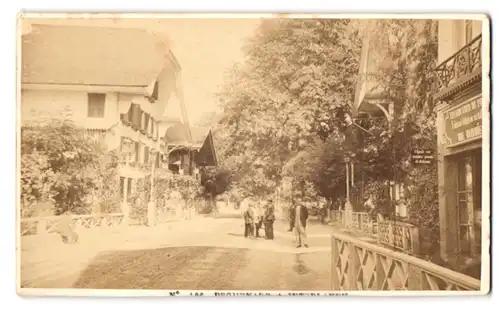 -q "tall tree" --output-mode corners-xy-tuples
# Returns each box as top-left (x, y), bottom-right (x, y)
(216, 19), (362, 197)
